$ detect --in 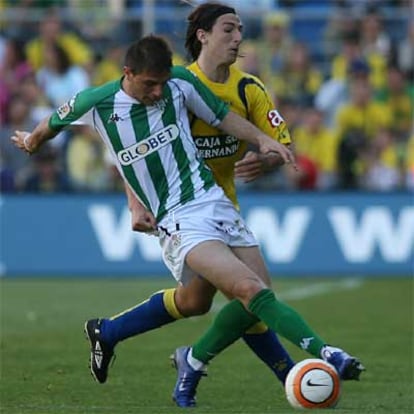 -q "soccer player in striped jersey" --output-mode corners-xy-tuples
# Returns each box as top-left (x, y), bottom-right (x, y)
(115, 6), (362, 408)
